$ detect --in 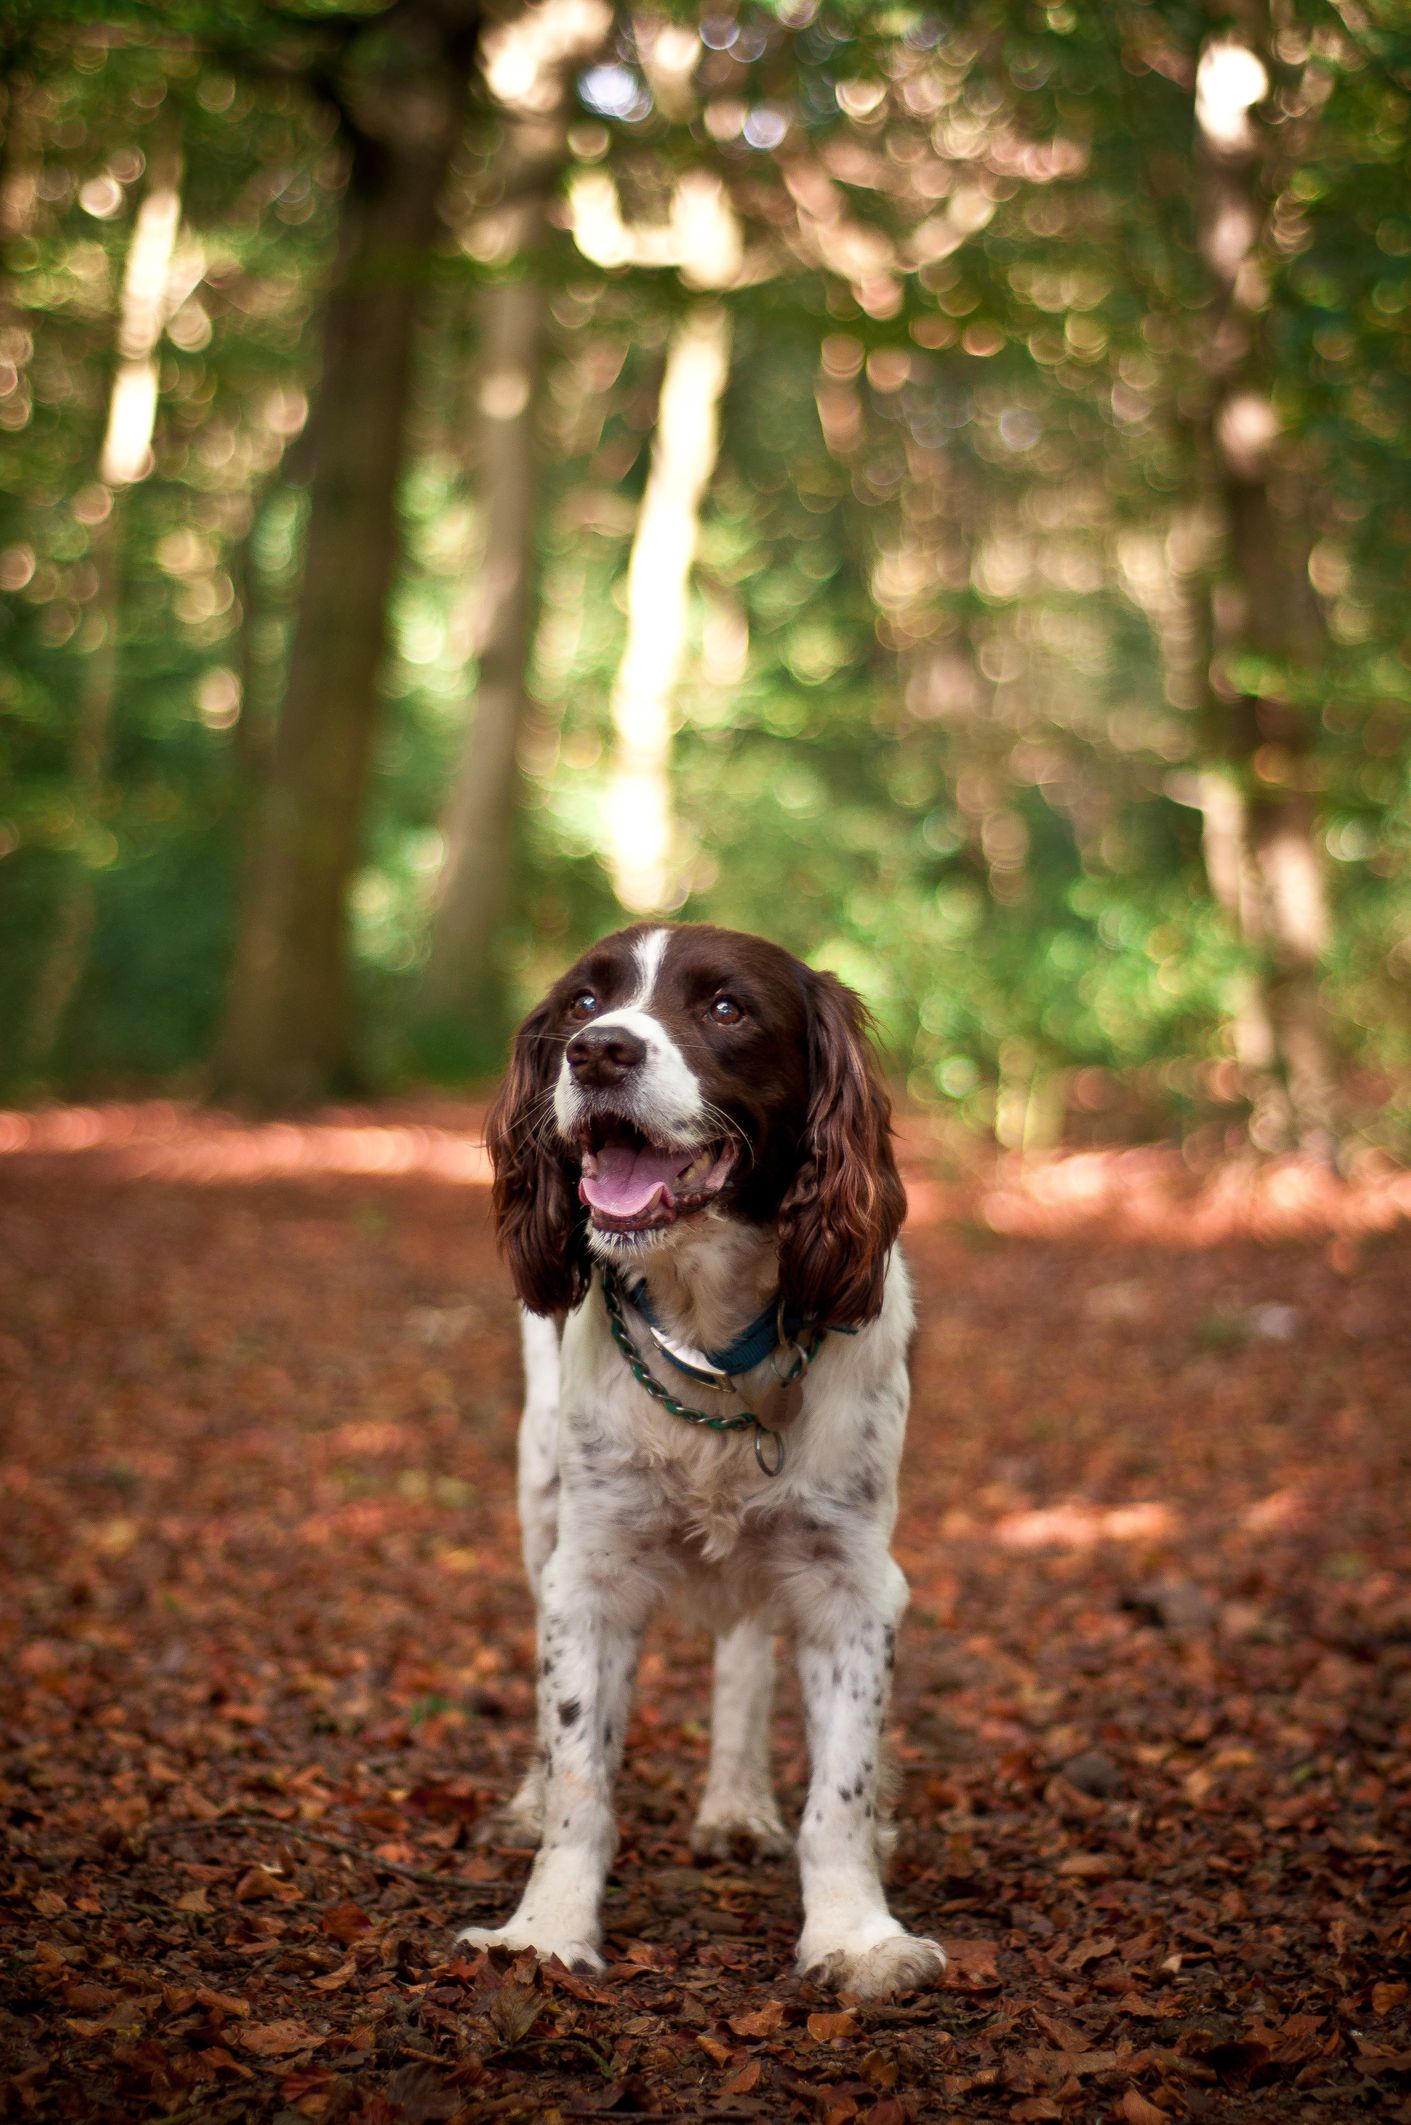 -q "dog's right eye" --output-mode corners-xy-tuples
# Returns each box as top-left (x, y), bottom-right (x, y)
(569, 991), (598, 1020)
